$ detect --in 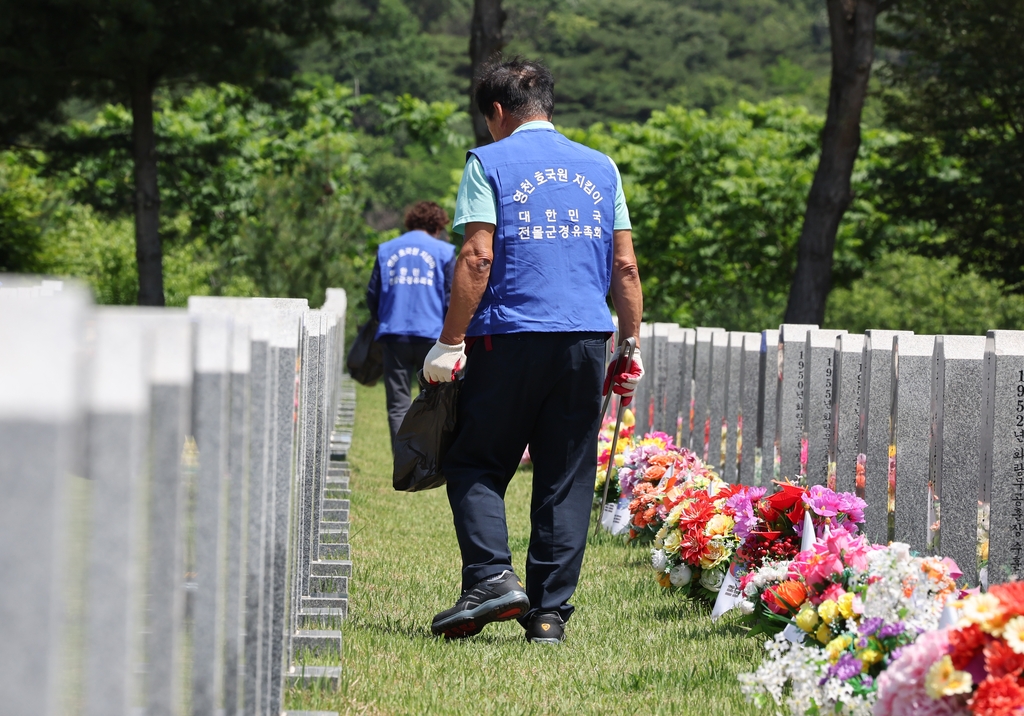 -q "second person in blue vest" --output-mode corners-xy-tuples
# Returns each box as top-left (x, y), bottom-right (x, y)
(423, 57), (645, 643)
(366, 201), (456, 448)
